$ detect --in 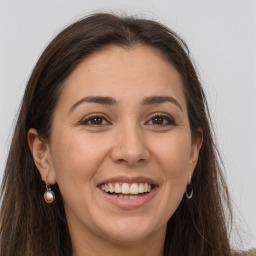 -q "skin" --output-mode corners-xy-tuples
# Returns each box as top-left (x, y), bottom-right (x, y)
(28, 45), (203, 256)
